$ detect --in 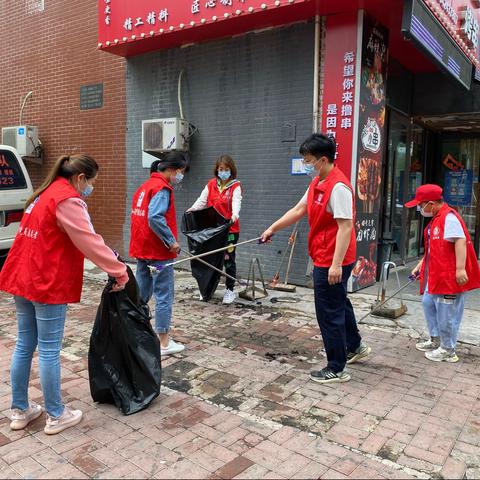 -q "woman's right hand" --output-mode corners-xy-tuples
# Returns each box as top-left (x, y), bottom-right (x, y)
(411, 260), (422, 278)
(261, 228), (275, 243)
